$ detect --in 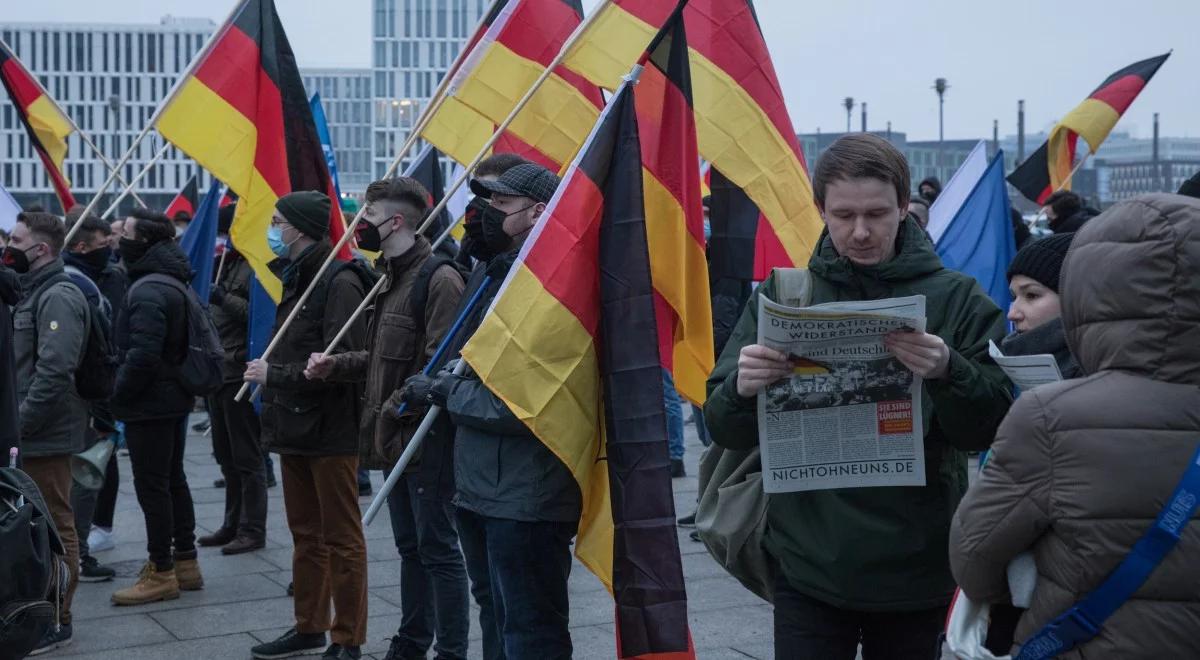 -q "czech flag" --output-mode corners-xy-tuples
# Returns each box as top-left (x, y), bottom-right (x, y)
(155, 0), (348, 302)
